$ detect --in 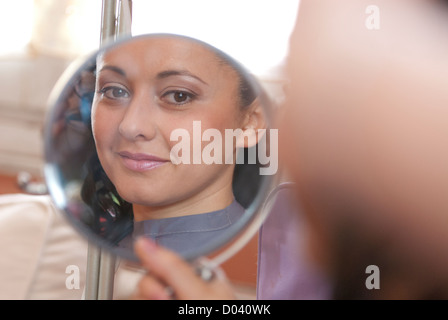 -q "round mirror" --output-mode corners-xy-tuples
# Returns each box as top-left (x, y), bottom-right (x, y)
(43, 33), (276, 262)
